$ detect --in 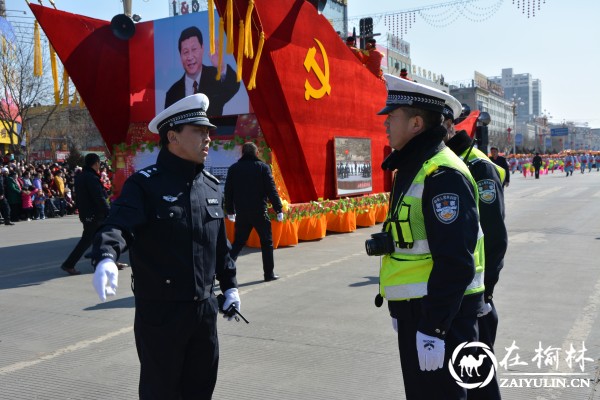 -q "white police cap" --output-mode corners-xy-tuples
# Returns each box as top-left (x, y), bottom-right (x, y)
(149, 93), (216, 134)
(378, 73), (461, 119)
